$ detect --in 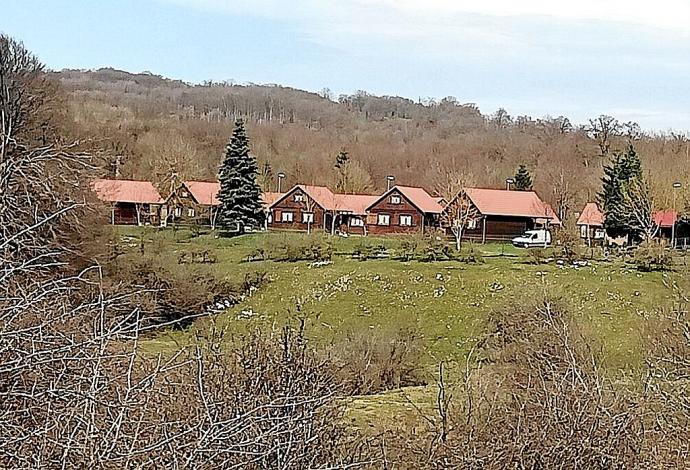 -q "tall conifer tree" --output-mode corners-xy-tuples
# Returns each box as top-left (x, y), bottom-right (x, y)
(598, 144), (643, 239)
(217, 120), (264, 232)
(514, 164), (533, 190)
